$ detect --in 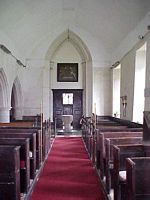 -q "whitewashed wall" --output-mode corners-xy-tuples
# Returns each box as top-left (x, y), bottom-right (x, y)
(22, 65), (43, 116)
(120, 50), (135, 120)
(145, 34), (150, 111)
(0, 49), (24, 122)
(93, 68), (112, 116)
(50, 40), (82, 89)
(118, 32), (150, 121)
